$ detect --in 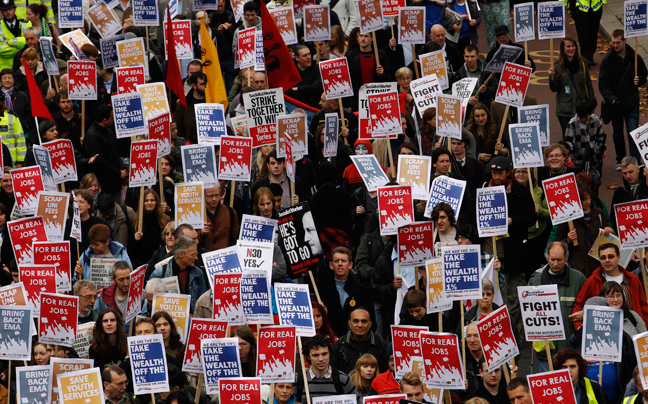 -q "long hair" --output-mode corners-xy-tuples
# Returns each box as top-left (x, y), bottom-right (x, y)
(557, 36), (584, 76)
(330, 25), (346, 55)
(133, 188), (171, 230)
(552, 348), (589, 379)
(152, 311), (183, 349)
(234, 325), (257, 374)
(80, 173), (101, 195)
(91, 308), (128, 357)
(372, 138), (391, 170)
(349, 354), (380, 393)
(466, 102), (496, 144)
(313, 301), (336, 343)
(599, 281), (631, 312)
(253, 187), (275, 217)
